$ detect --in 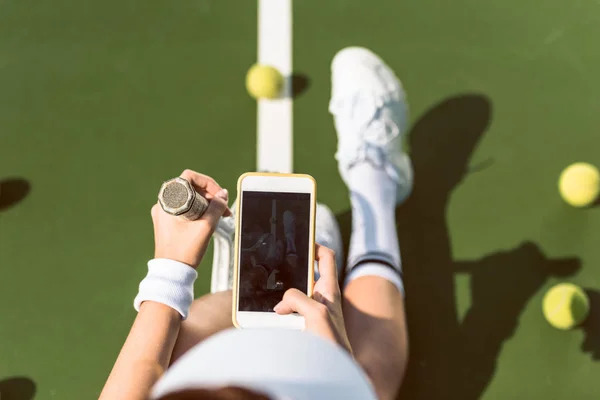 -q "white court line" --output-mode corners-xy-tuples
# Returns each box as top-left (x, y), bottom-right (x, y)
(257, 0), (293, 173)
